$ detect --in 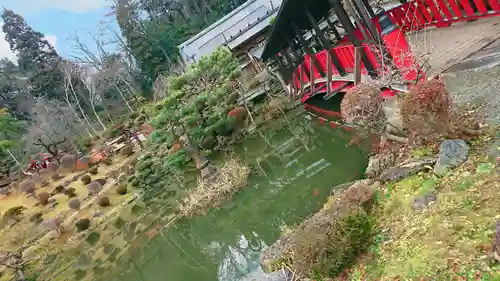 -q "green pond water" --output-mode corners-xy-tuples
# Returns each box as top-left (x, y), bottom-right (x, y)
(109, 112), (368, 281)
